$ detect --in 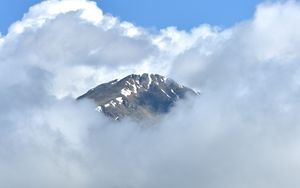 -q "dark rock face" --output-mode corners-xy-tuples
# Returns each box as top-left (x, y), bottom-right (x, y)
(77, 73), (198, 120)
